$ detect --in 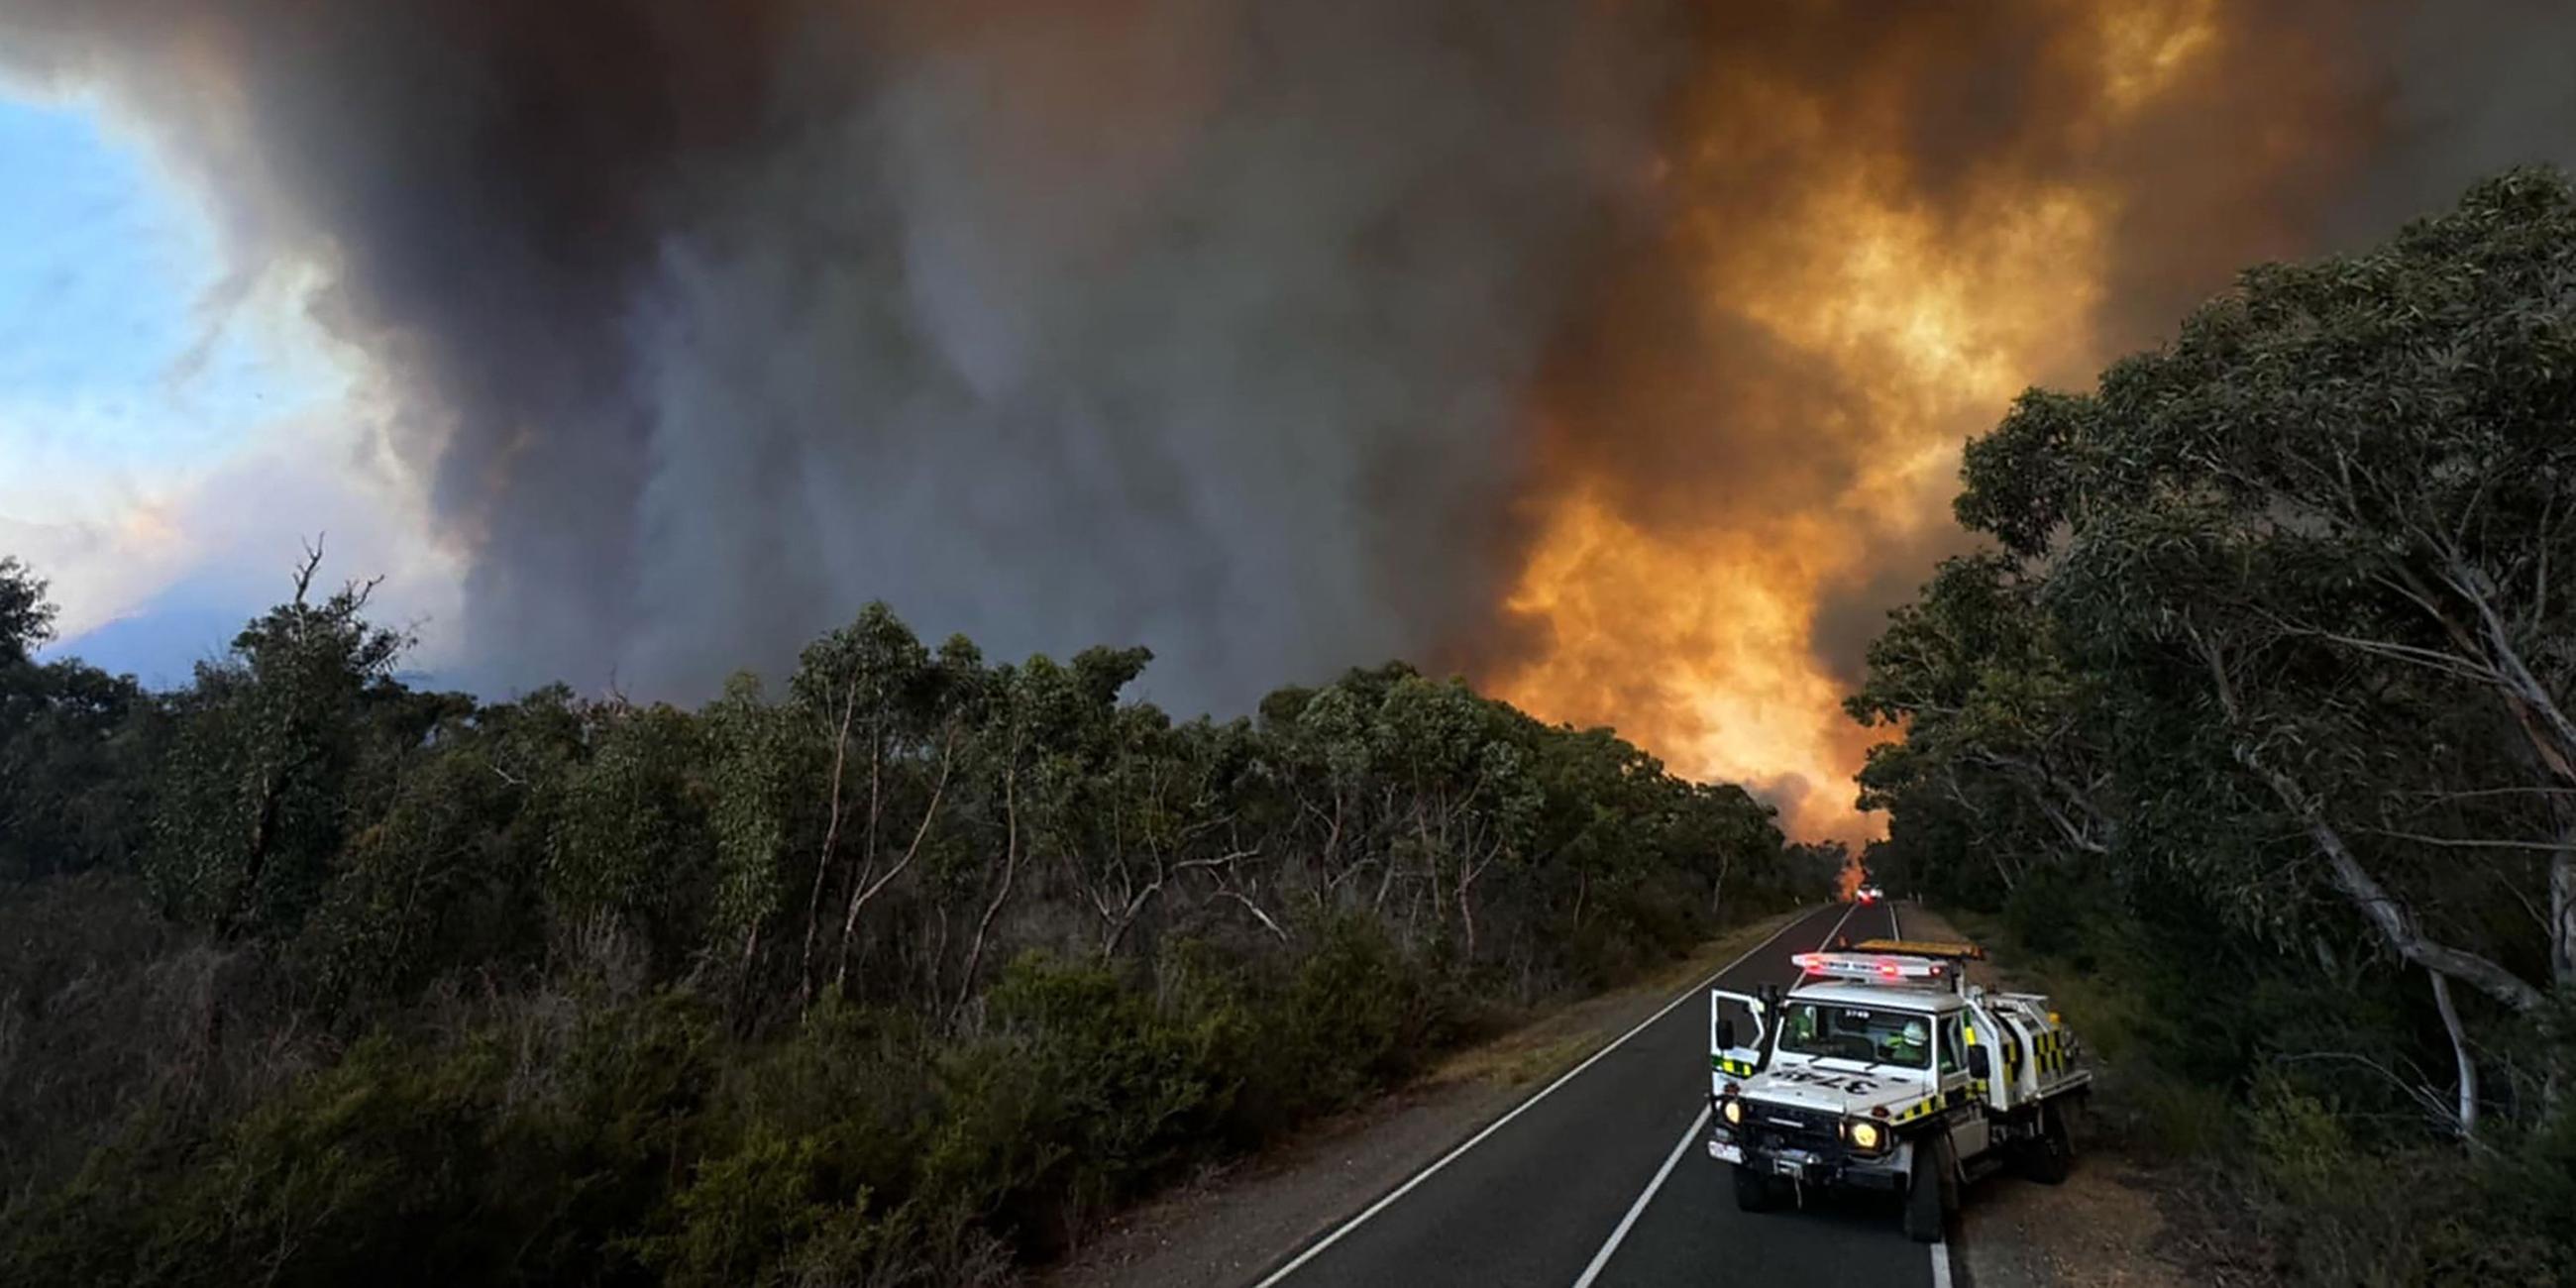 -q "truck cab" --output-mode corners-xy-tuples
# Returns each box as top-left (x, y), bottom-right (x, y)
(1707, 940), (2089, 1242)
